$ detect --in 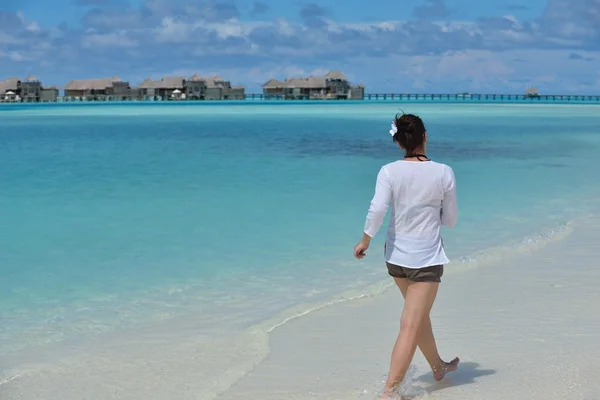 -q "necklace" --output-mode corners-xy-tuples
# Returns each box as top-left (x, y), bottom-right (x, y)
(404, 153), (429, 161)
